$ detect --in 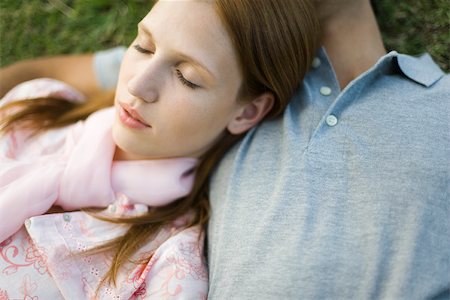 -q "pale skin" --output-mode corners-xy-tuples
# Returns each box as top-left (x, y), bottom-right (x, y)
(112, 0), (274, 161)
